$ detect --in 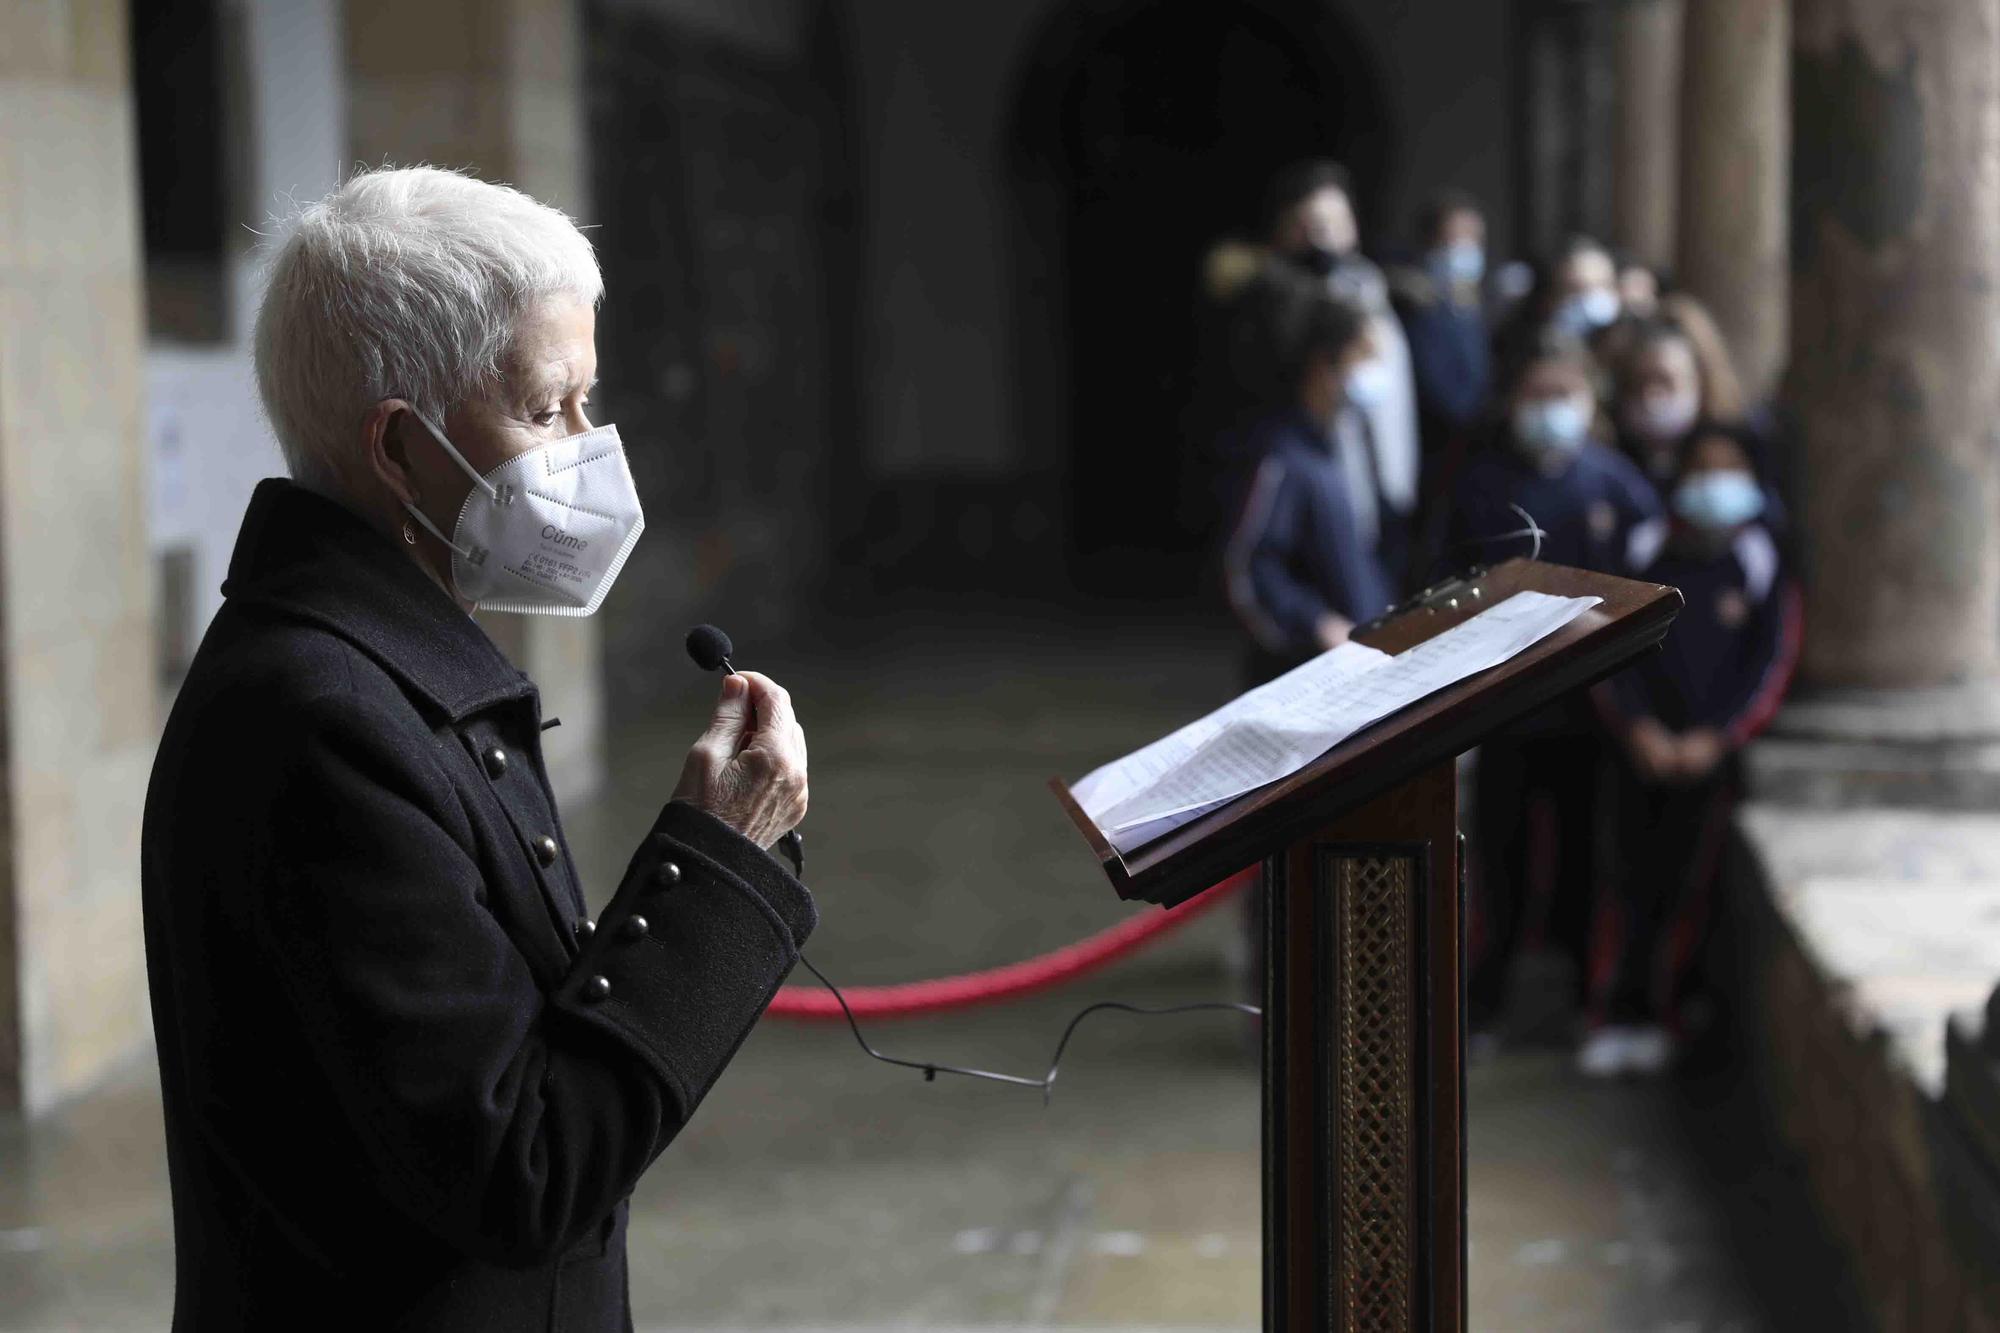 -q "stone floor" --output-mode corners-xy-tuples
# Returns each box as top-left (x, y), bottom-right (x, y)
(0, 606), (1829, 1330)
